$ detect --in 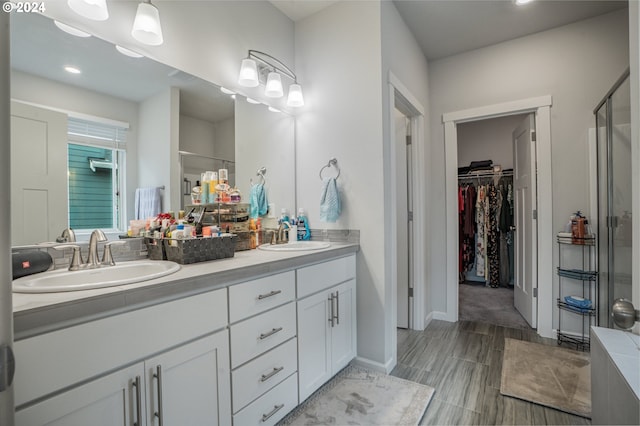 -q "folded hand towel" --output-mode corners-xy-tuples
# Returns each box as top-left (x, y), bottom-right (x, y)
(135, 187), (162, 219)
(250, 183), (268, 219)
(320, 177), (341, 223)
